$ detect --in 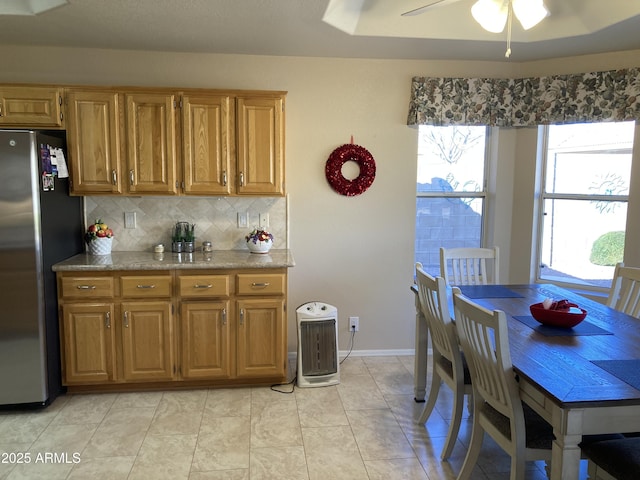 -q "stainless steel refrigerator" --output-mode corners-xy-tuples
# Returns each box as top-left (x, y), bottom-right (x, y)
(0, 130), (83, 408)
